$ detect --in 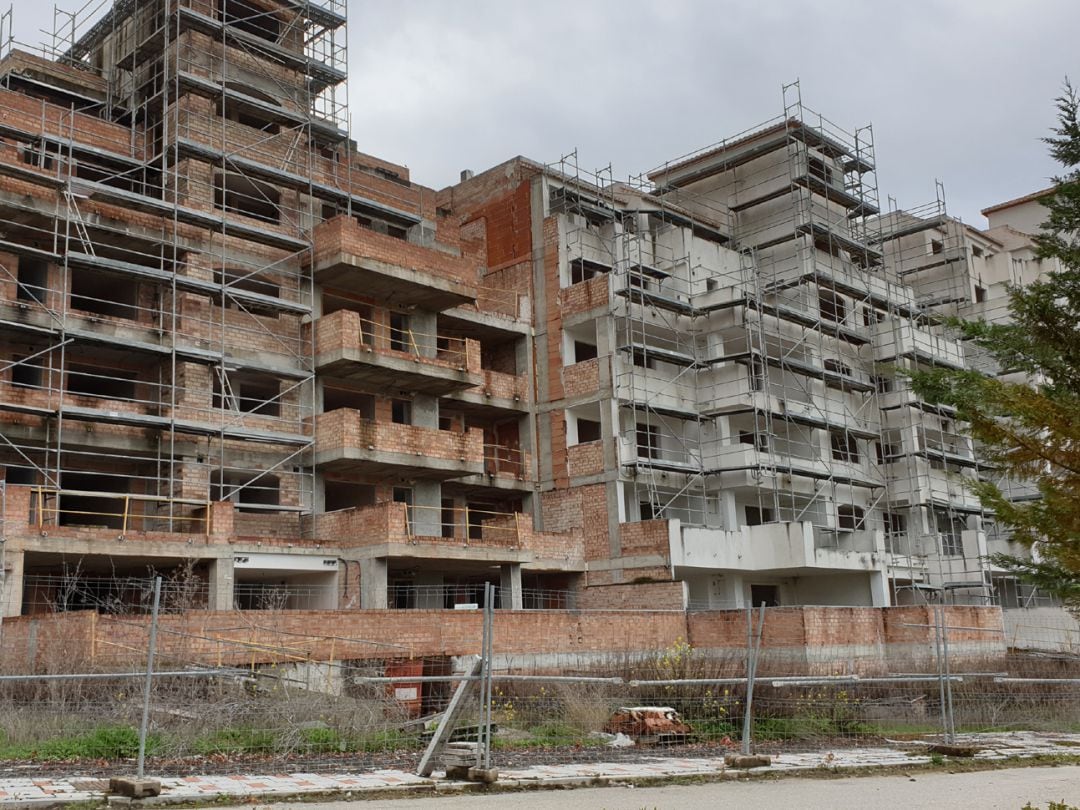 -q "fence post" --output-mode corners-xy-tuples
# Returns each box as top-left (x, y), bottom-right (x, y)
(477, 581), (494, 770)
(939, 604), (956, 741)
(137, 576), (162, 779)
(741, 603), (766, 755)
(932, 603), (957, 743)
